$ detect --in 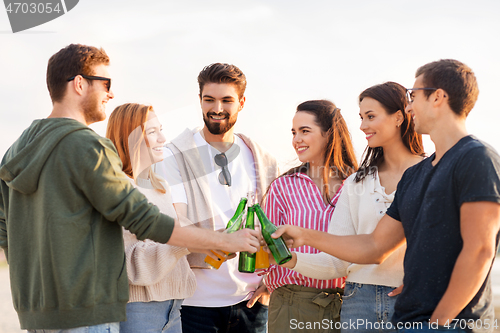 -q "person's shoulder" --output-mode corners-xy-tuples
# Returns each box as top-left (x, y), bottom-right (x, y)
(456, 136), (500, 168)
(462, 136), (499, 156)
(60, 127), (117, 158)
(406, 156), (428, 173)
(269, 171), (305, 190)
